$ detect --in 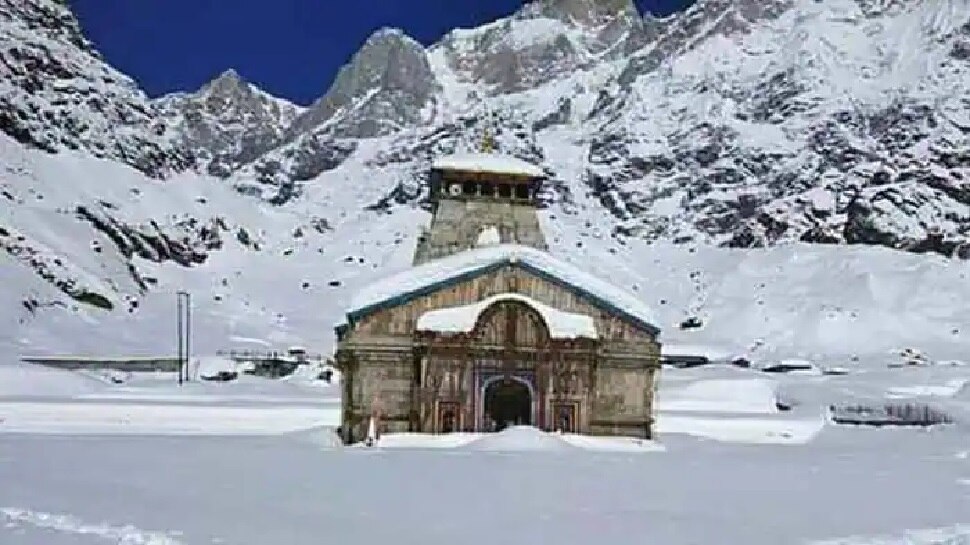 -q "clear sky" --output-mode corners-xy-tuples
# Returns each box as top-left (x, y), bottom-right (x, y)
(70, 0), (692, 105)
